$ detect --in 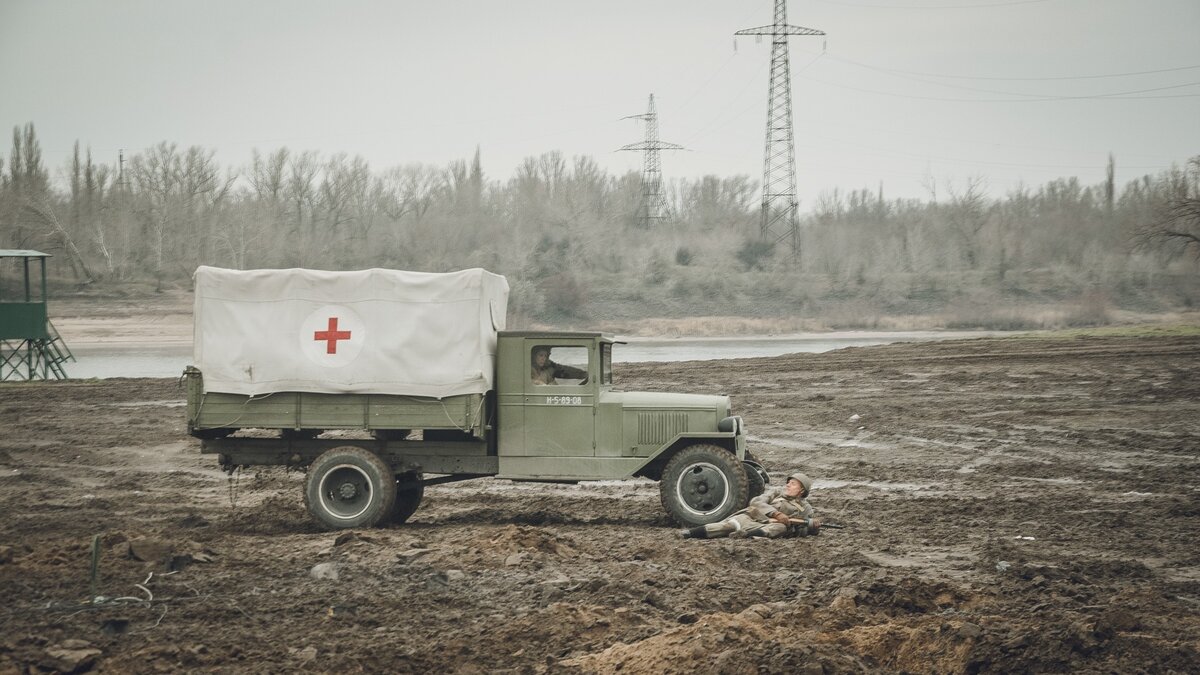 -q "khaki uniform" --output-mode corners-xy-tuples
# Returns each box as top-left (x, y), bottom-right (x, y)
(531, 360), (587, 385)
(703, 488), (814, 539)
